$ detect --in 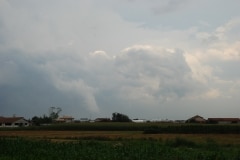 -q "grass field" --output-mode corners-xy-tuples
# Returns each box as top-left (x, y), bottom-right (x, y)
(1, 123), (240, 159)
